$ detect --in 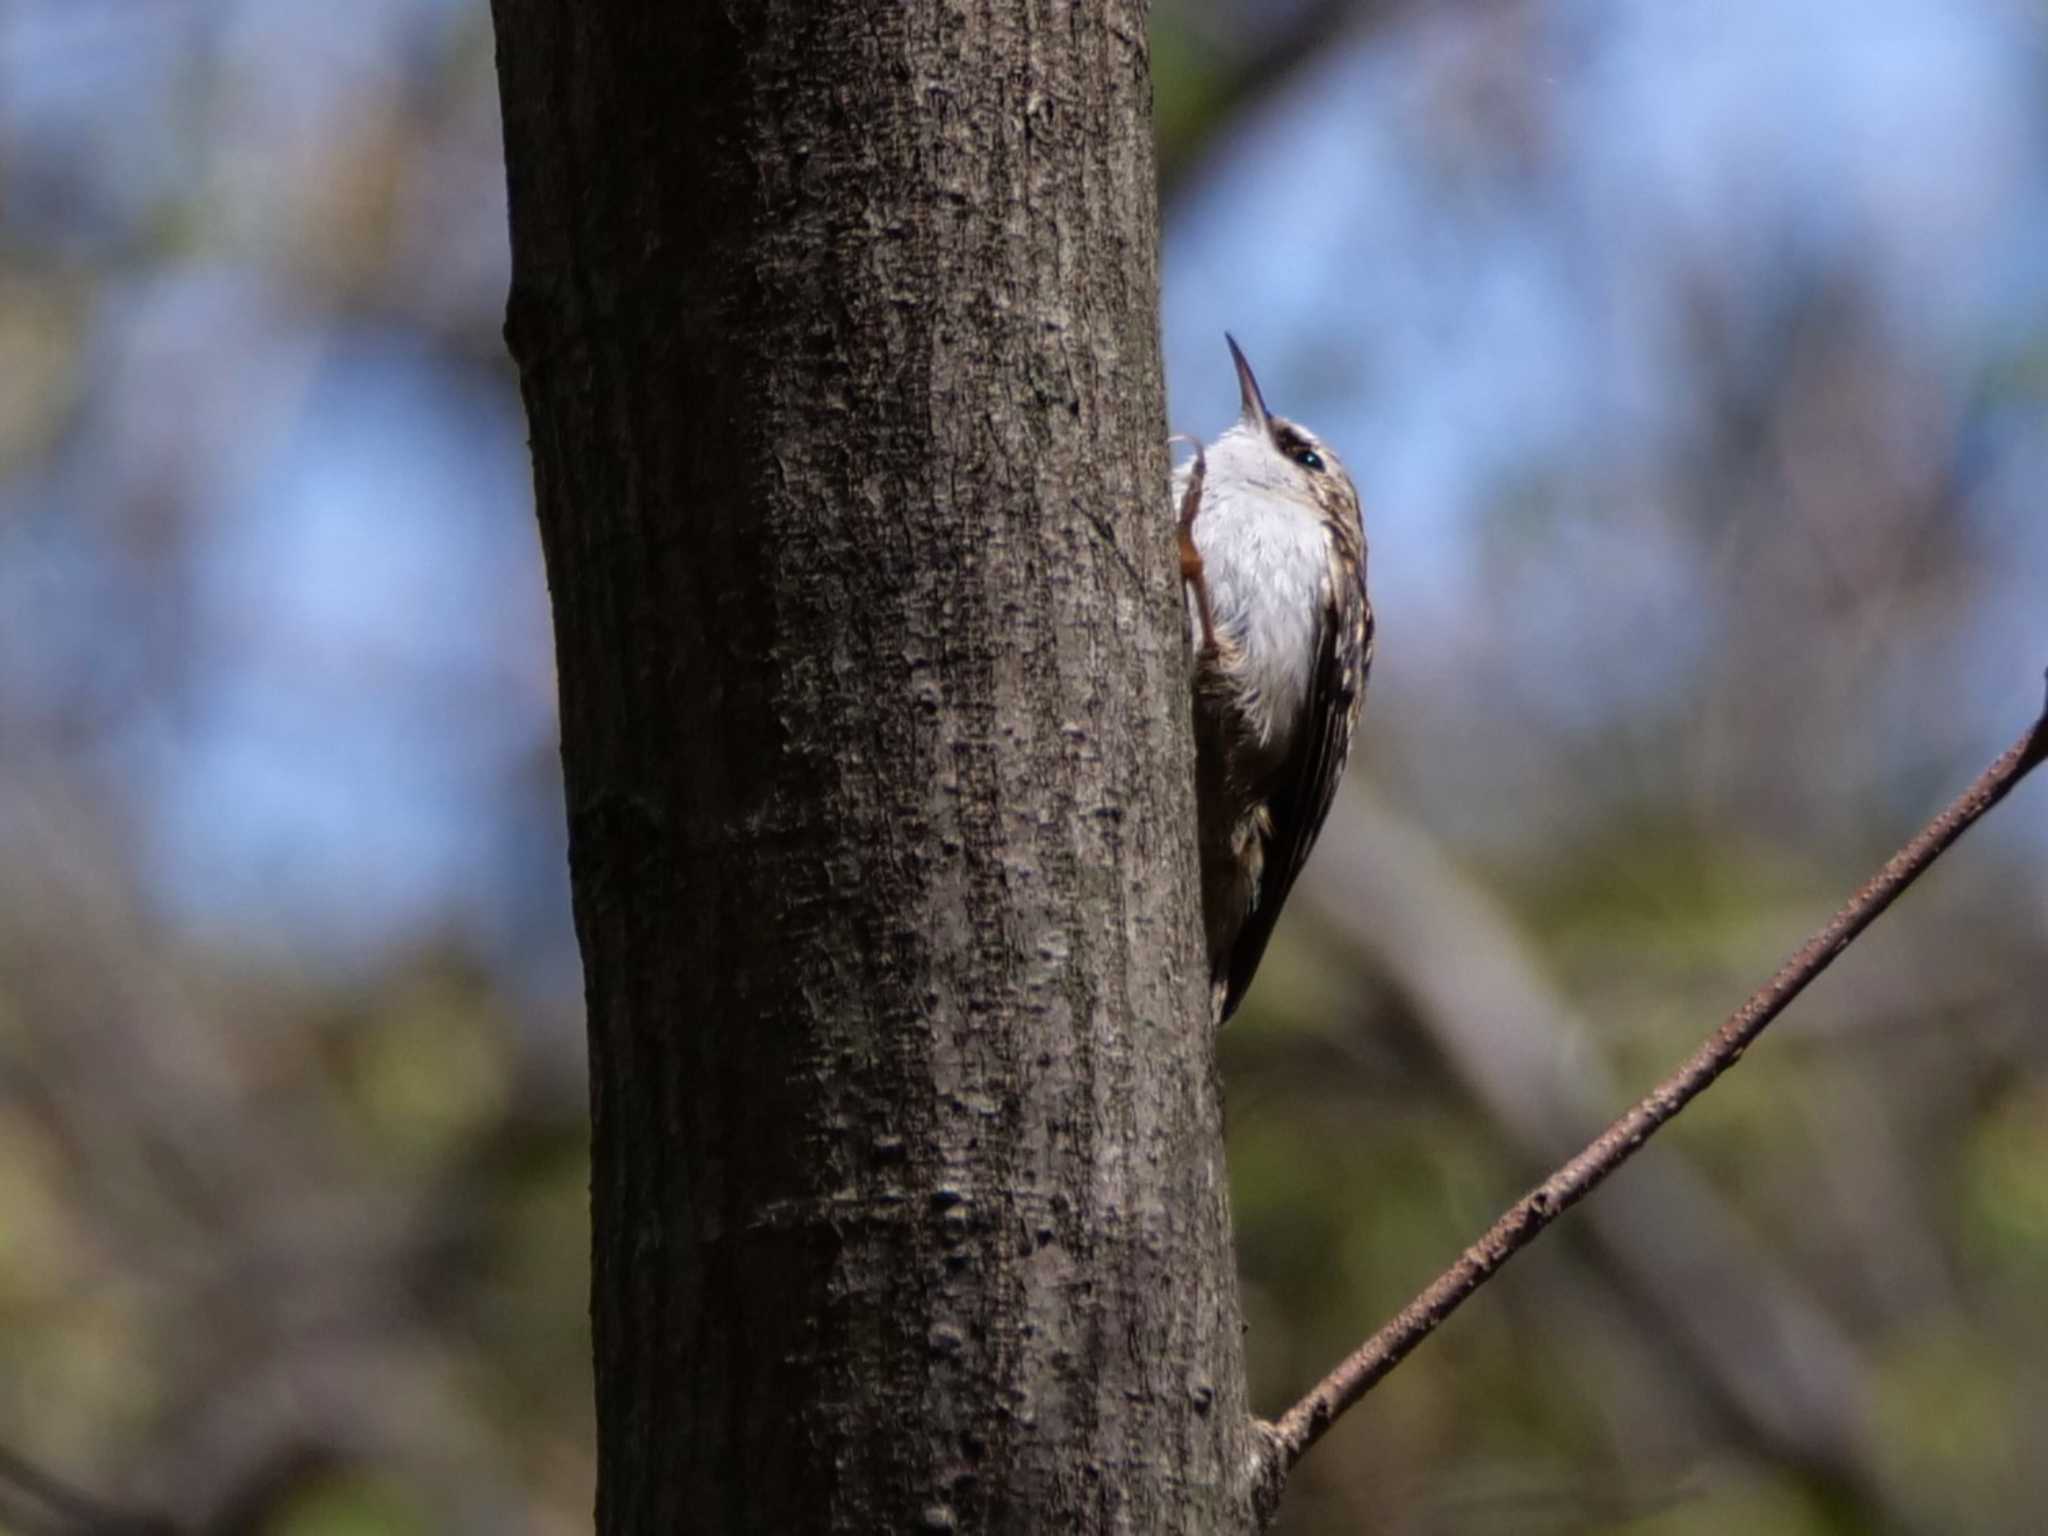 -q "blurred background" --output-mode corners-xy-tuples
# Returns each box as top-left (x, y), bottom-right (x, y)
(3, 1), (2046, 1532)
